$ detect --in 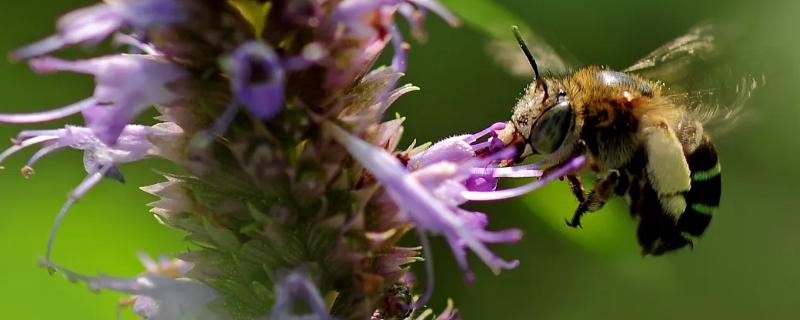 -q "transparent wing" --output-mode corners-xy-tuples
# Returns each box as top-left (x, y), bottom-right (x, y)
(662, 75), (764, 134)
(441, 0), (576, 76)
(486, 25), (577, 77)
(625, 23), (717, 80)
(627, 22), (765, 134)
